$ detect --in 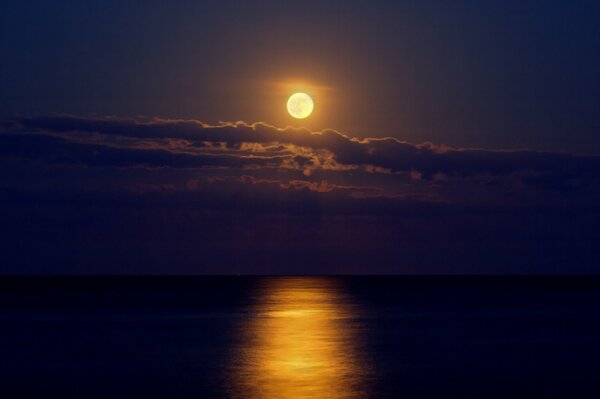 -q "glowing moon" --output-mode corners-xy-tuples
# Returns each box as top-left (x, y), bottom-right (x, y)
(287, 92), (314, 119)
